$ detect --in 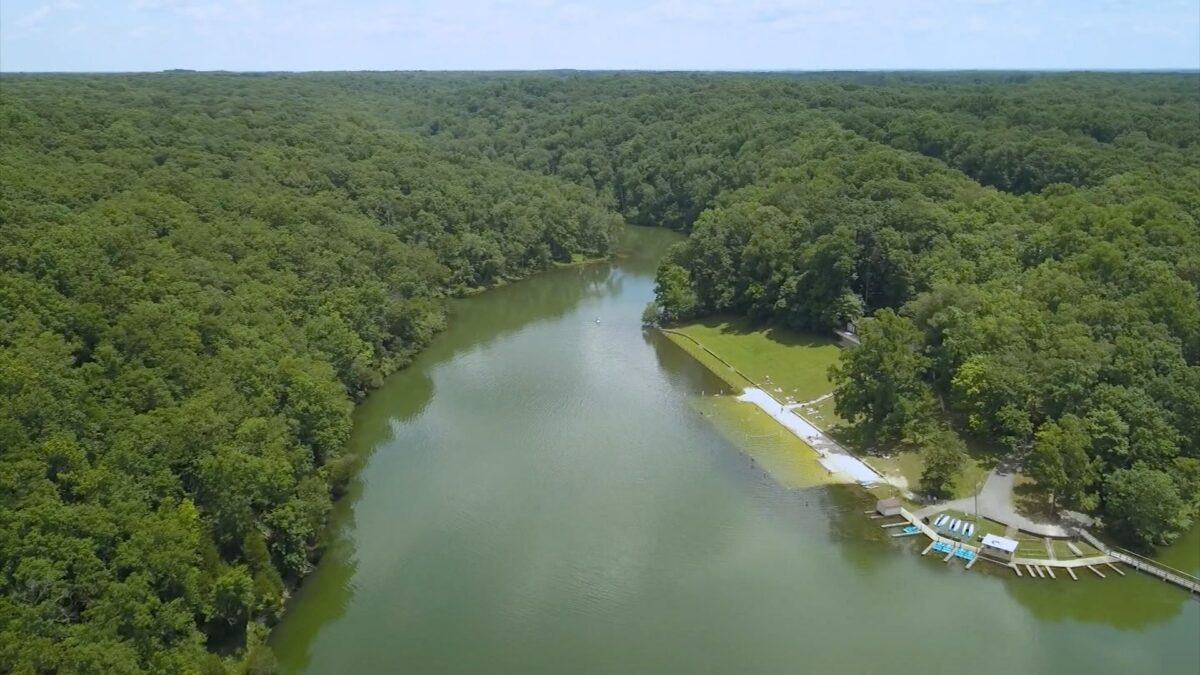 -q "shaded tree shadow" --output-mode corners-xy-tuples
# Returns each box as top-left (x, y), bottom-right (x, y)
(687, 314), (838, 350)
(1001, 568), (1194, 629)
(270, 495), (361, 673)
(1012, 480), (1056, 521)
(958, 432), (1007, 472)
(817, 483), (895, 574)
